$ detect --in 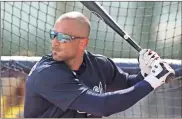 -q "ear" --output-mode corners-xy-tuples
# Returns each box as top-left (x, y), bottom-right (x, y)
(79, 38), (88, 50)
